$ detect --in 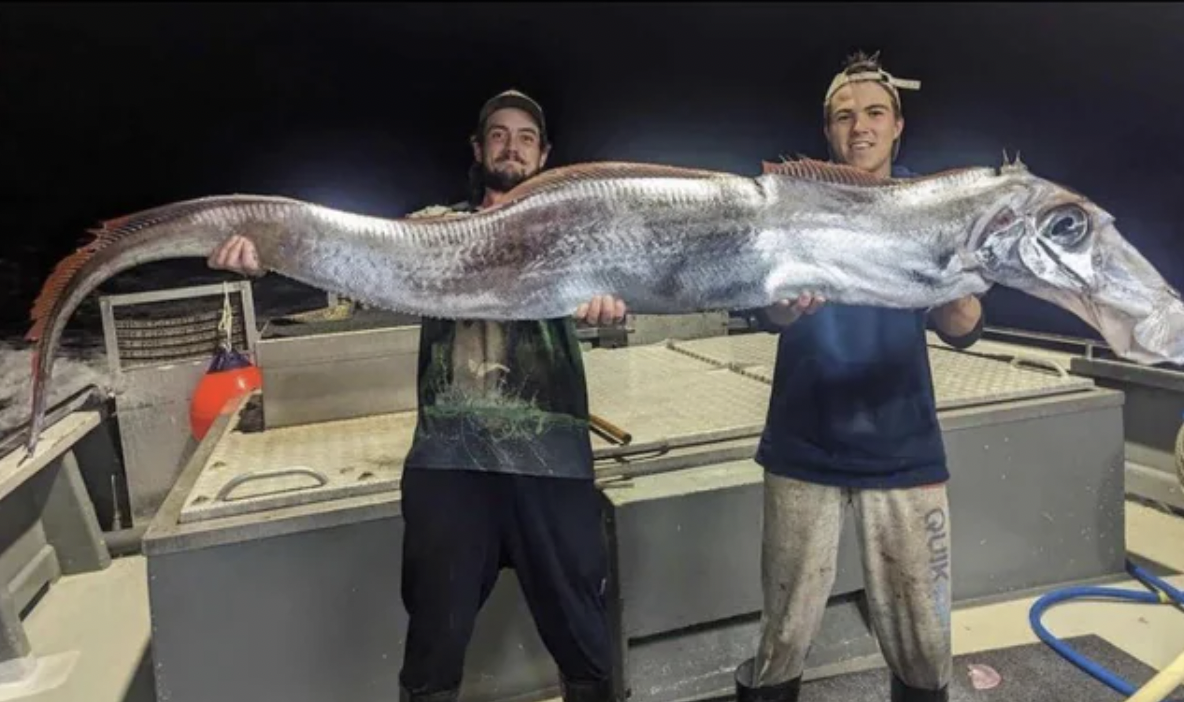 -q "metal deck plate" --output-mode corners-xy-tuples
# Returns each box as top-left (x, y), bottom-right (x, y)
(582, 345), (771, 444)
(927, 345), (1096, 409)
(178, 345), (775, 523)
(668, 334), (1096, 410)
(666, 333), (777, 374)
(178, 411), (419, 523)
(177, 336), (1096, 524)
